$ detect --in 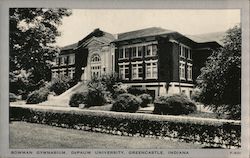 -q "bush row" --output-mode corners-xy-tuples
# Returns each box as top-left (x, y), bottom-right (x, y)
(10, 106), (241, 148)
